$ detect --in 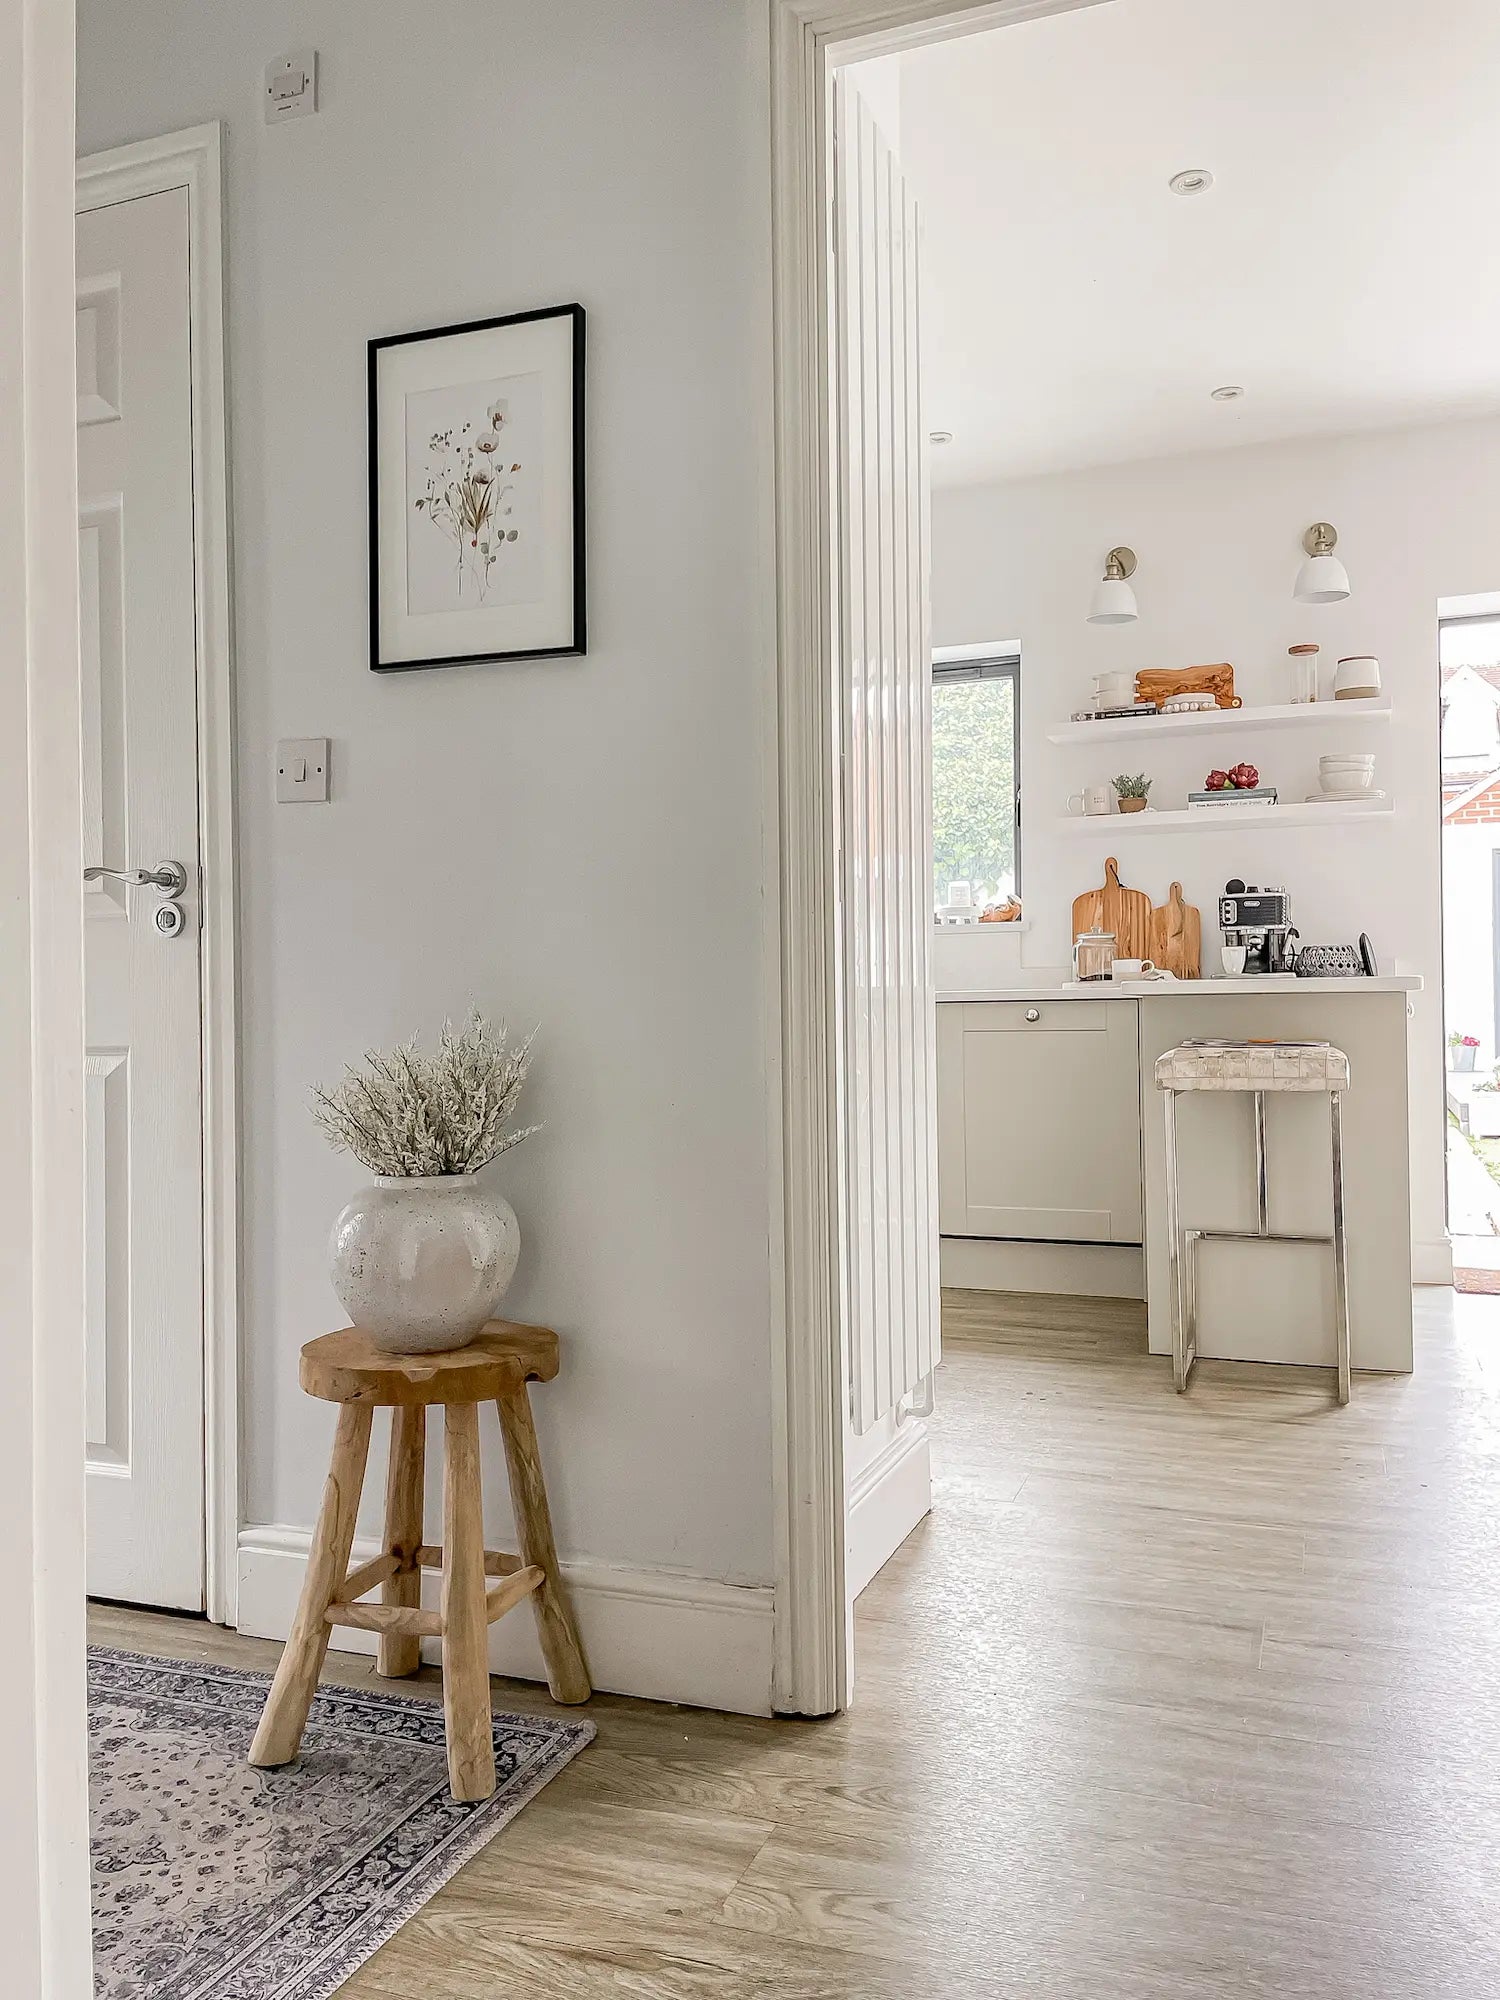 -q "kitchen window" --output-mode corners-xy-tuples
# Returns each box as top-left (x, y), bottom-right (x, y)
(932, 649), (1020, 916)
